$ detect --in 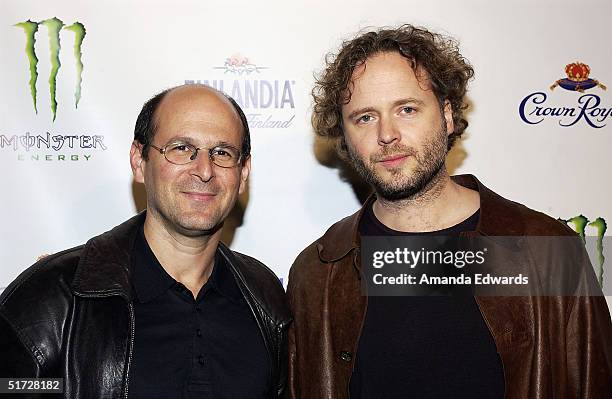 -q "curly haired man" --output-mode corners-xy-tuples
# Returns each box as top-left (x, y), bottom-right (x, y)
(287, 25), (611, 398)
